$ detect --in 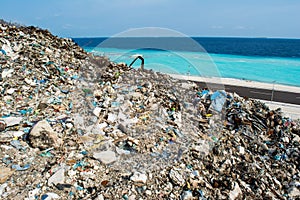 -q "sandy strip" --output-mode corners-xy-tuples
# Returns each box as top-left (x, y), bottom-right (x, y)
(261, 100), (300, 120)
(170, 74), (300, 93)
